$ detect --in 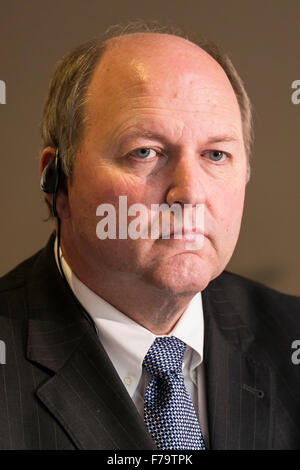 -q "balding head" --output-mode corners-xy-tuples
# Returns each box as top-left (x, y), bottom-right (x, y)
(87, 32), (238, 113)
